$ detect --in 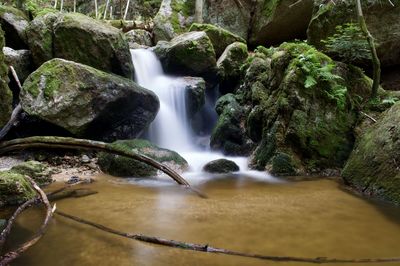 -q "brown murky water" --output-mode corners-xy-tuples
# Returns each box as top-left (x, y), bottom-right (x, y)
(3, 174), (400, 266)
